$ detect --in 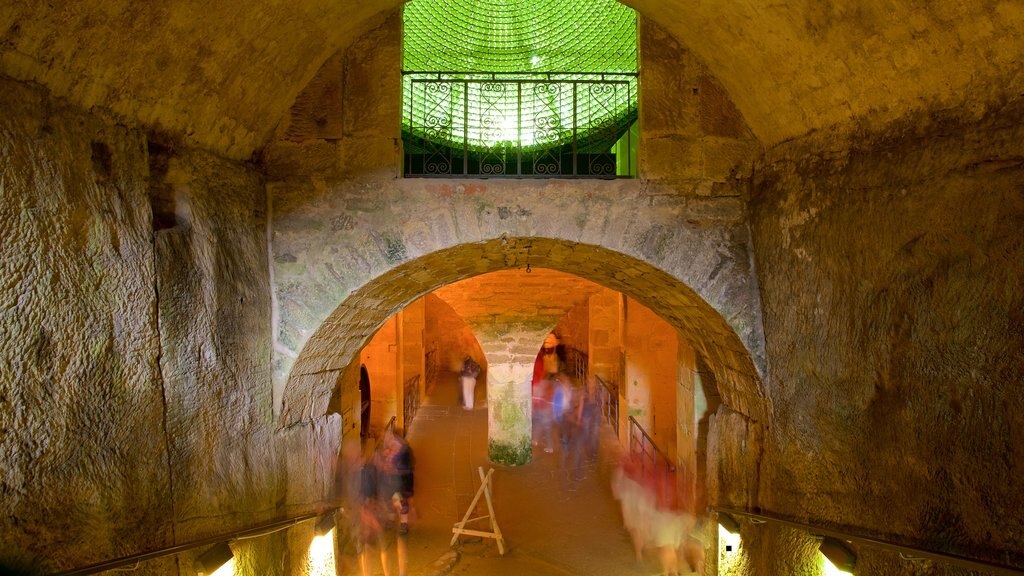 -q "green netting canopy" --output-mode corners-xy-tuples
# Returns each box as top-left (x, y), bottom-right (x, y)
(403, 0), (638, 176)
(403, 0), (638, 74)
